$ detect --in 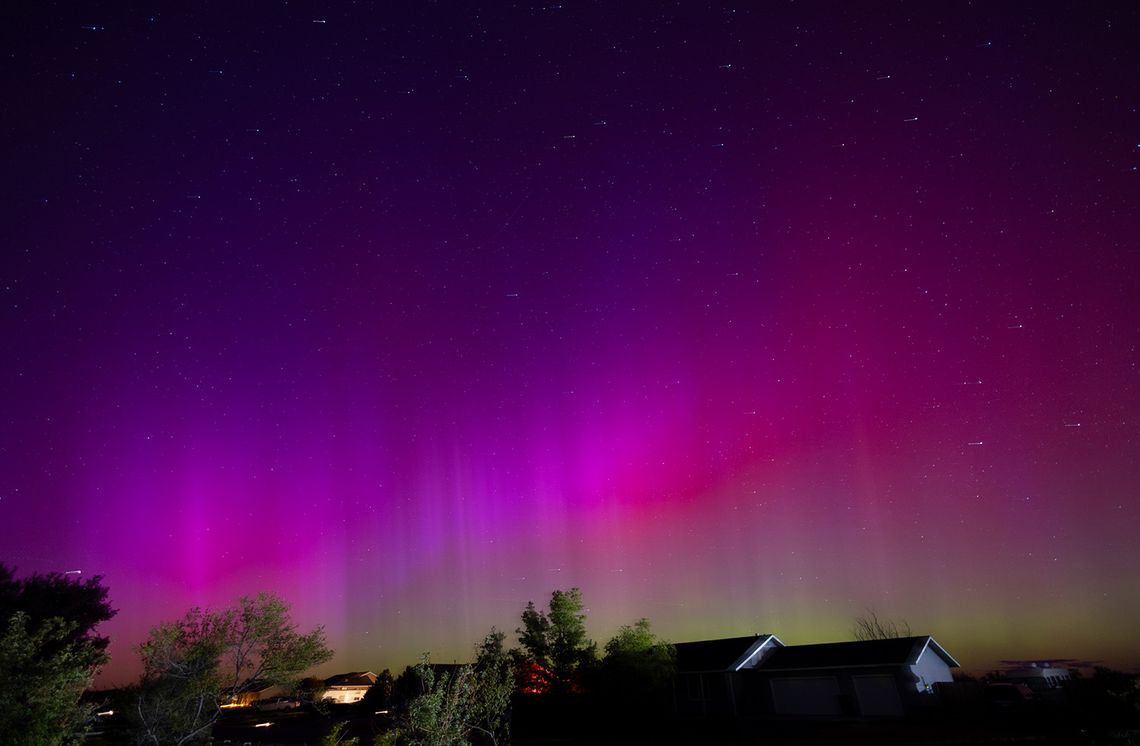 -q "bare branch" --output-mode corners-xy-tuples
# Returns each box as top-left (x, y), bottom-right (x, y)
(851, 609), (912, 641)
